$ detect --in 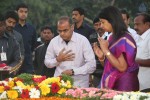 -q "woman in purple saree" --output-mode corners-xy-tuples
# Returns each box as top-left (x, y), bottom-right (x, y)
(93, 6), (139, 91)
